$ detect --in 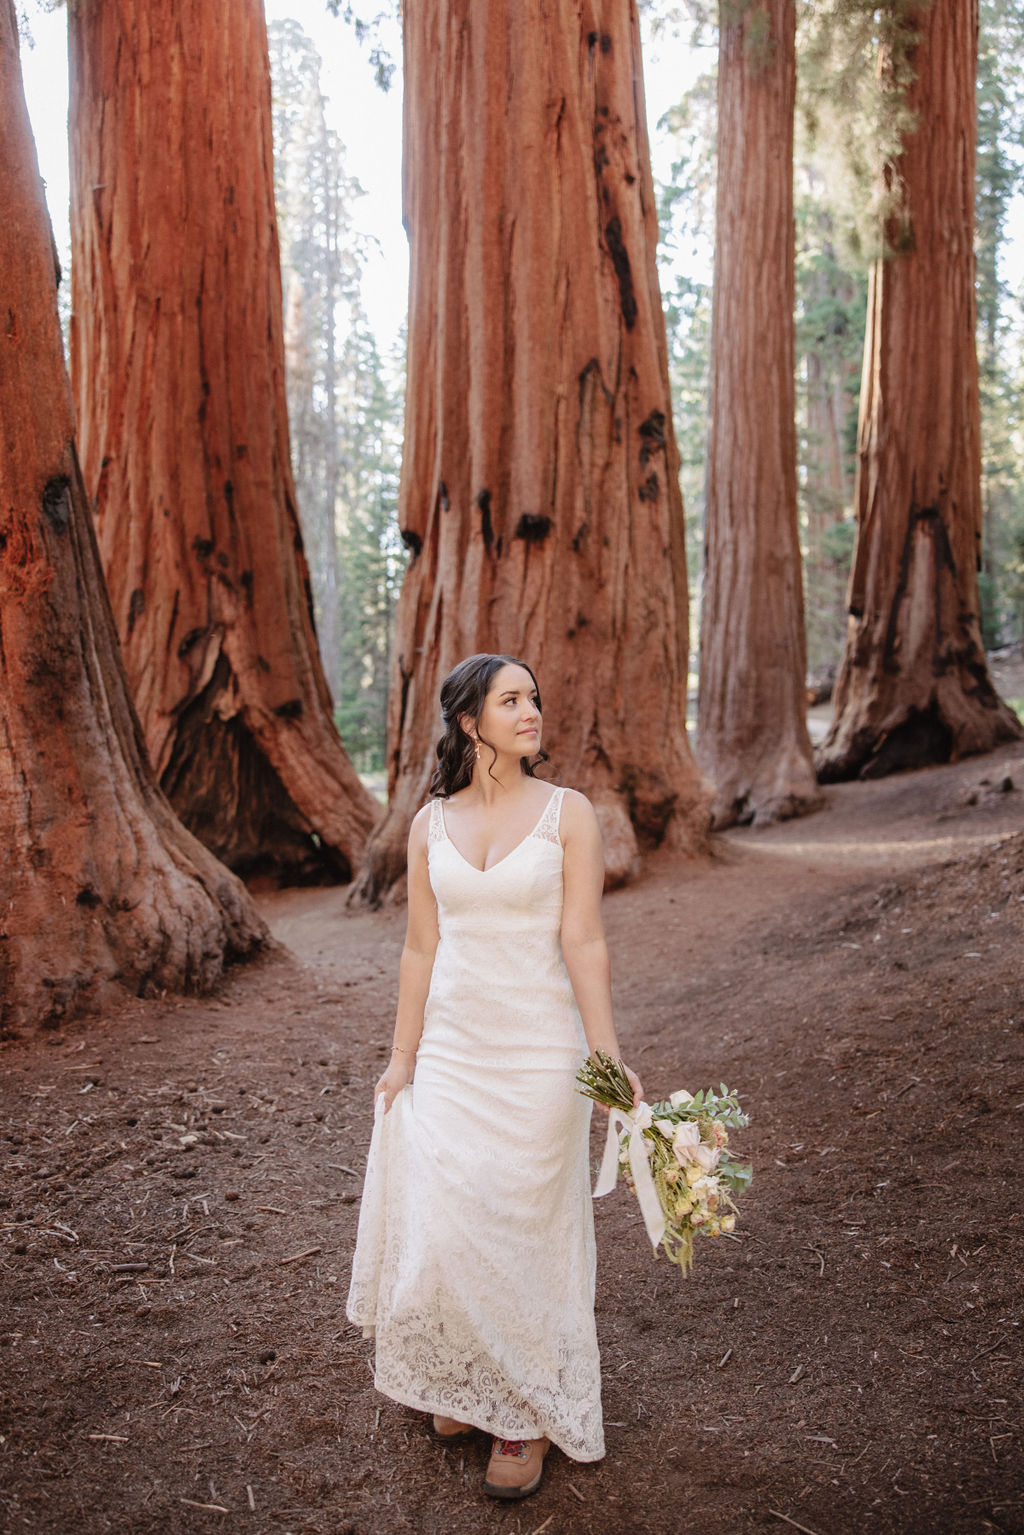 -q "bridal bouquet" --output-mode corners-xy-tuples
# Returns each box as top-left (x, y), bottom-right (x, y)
(577, 1051), (752, 1276)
